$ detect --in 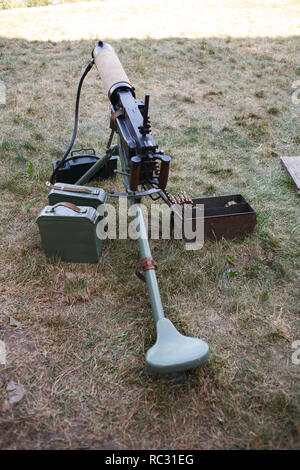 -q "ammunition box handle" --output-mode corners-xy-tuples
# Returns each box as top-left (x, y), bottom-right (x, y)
(46, 182), (99, 195)
(70, 147), (96, 156)
(93, 41), (132, 99)
(50, 202), (86, 213)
